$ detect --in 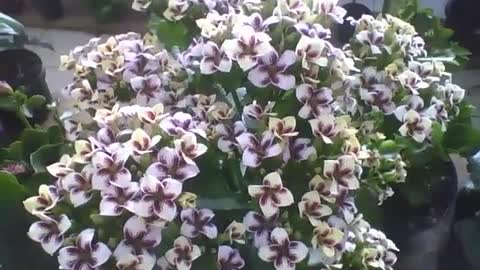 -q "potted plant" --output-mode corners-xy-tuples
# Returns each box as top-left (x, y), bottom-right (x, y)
(20, 1), (479, 270)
